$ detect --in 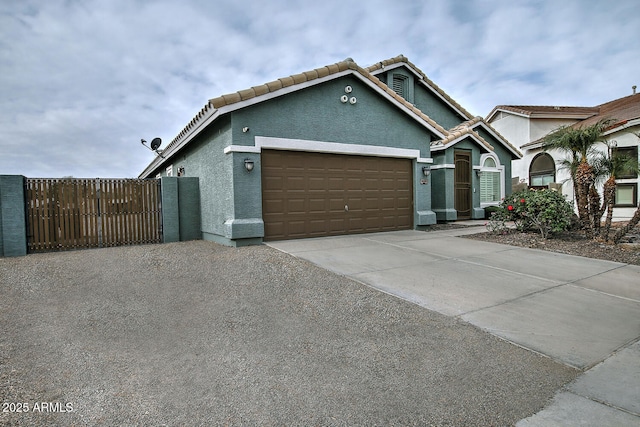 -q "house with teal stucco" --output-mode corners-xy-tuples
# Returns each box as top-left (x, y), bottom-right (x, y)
(140, 55), (521, 246)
